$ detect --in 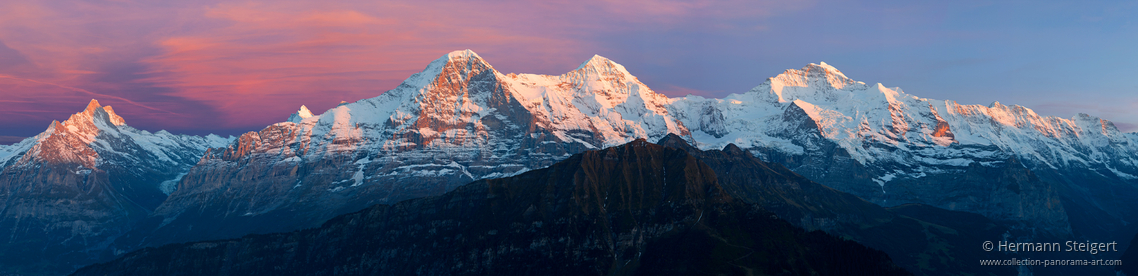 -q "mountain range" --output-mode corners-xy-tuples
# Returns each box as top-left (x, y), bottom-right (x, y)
(1, 49), (1135, 275)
